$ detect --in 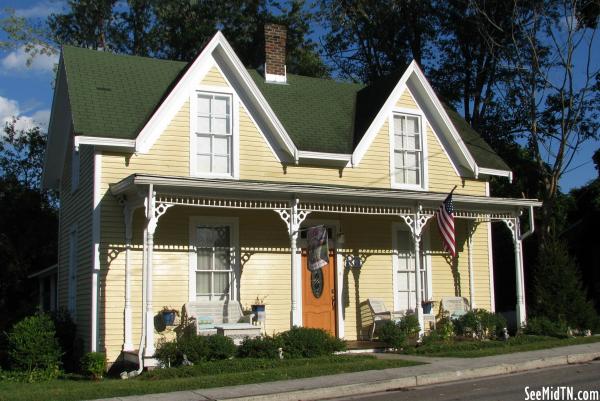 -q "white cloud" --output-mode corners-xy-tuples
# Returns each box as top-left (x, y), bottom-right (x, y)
(0, 96), (50, 132)
(1, 45), (58, 74)
(14, 1), (65, 18)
